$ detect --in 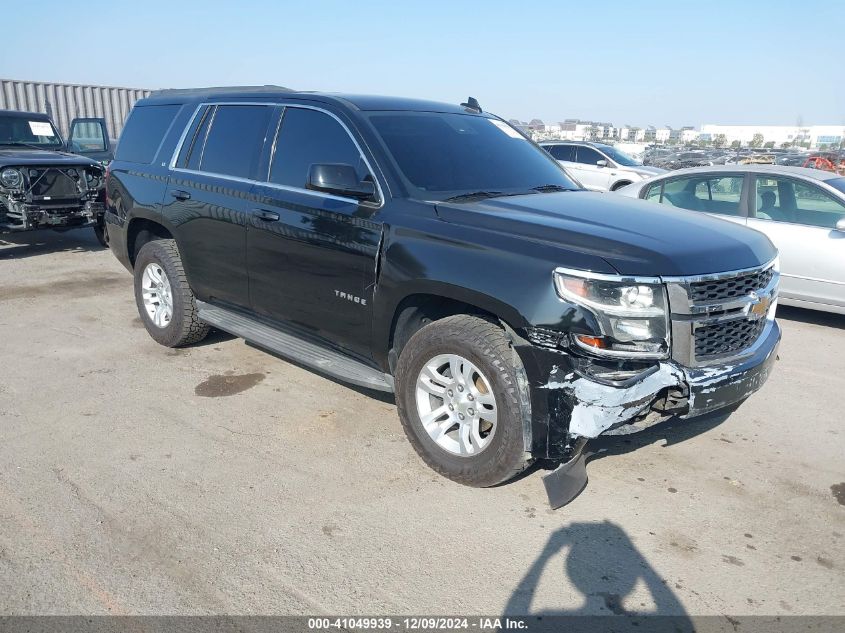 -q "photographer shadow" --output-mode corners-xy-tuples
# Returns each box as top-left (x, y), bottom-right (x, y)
(502, 521), (694, 632)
